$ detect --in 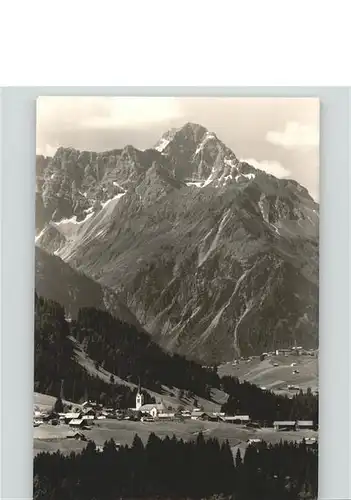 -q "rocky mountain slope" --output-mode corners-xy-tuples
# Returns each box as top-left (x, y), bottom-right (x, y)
(35, 246), (142, 329)
(35, 122), (319, 363)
